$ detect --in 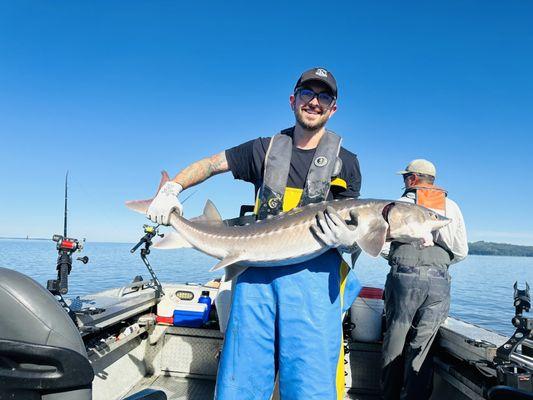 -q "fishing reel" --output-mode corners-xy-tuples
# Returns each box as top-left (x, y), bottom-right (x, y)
(47, 234), (89, 296)
(52, 234), (85, 254)
(130, 224), (164, 256)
